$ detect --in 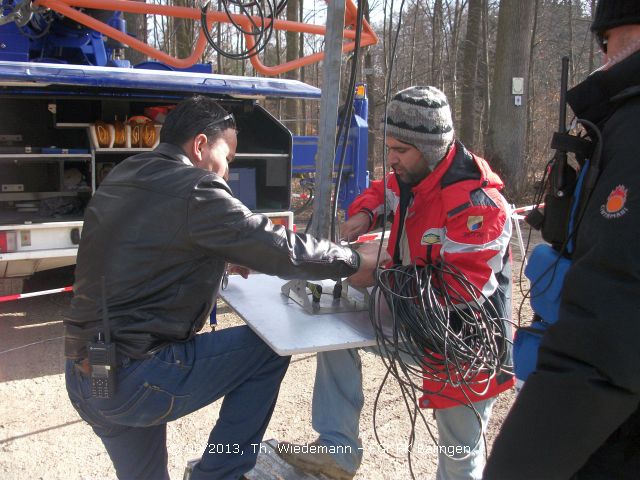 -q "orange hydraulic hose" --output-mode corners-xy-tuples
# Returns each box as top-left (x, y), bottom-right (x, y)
(246, 0), (377, 75)
(37, 0), (209, 69)
(33, 0), (378, 76)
